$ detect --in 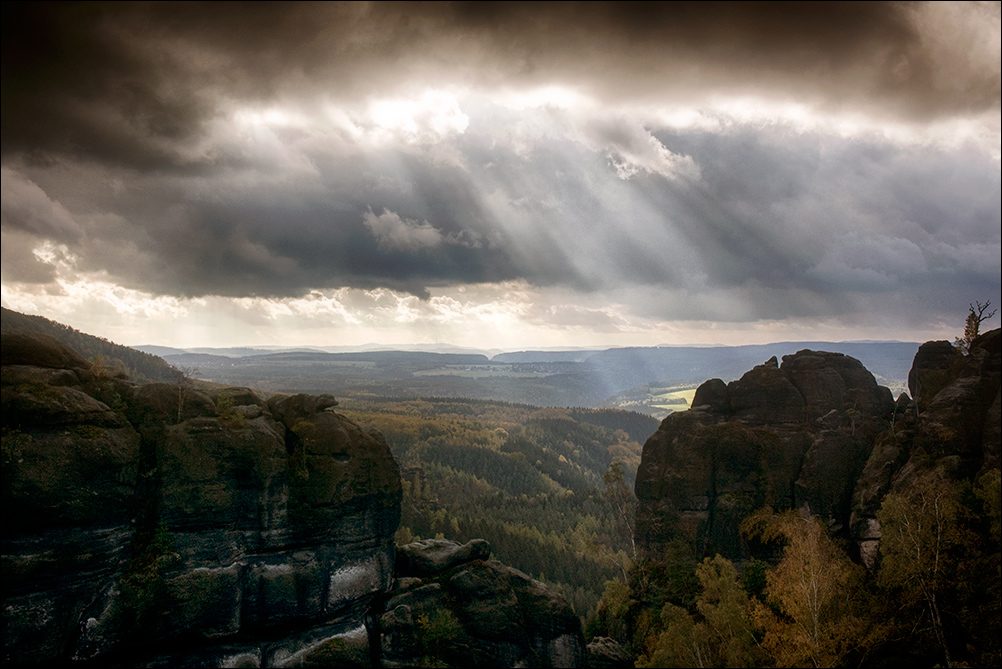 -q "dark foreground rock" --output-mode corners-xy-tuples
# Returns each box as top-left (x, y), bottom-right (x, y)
(1, 332), (587, 667)
(379, 539), (585, 668)
(3, 331), (401, 666)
